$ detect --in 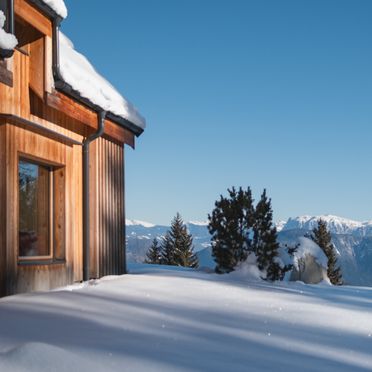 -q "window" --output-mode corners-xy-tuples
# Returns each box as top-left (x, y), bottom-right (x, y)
(18, 158), (65, 262)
